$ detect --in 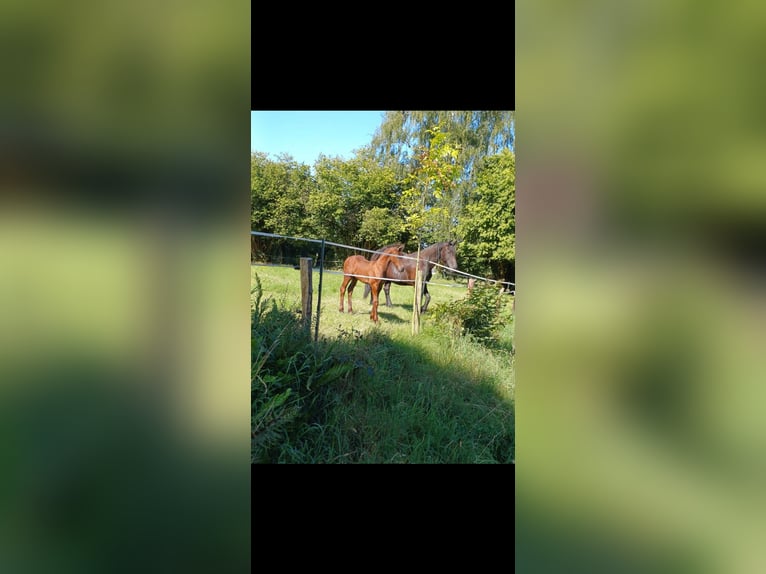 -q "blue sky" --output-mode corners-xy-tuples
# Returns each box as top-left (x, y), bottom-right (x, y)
(251, 111), (386, 166)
